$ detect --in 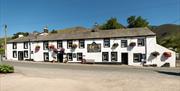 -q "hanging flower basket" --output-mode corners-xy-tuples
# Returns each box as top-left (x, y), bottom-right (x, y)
(163, 52), (171, 57)
(72, 44), (77, 49)
(151, 51), (160, 57)
(35, 45), (40, 53)
(129, 42), (136, 47)
(49, 45), (55, 50)
(112, 43), (119, 49)
(60, 48), (65, 53)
